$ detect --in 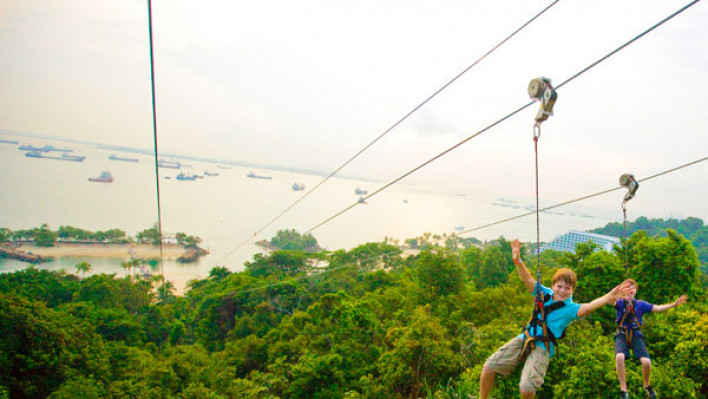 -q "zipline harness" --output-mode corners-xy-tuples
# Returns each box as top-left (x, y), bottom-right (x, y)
(520, 77), (559, 360)
(616, 298), (642, 346)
